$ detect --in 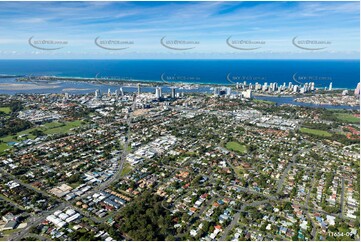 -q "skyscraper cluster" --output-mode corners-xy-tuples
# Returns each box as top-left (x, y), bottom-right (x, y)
(239, 81), (317, 94)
